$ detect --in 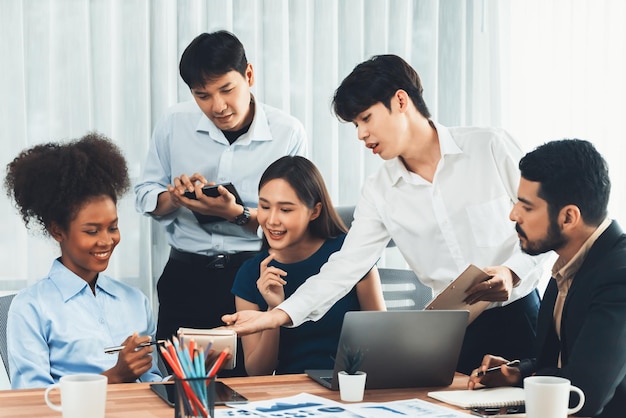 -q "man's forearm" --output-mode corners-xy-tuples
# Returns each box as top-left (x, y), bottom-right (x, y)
(221, 308), (294, 336)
